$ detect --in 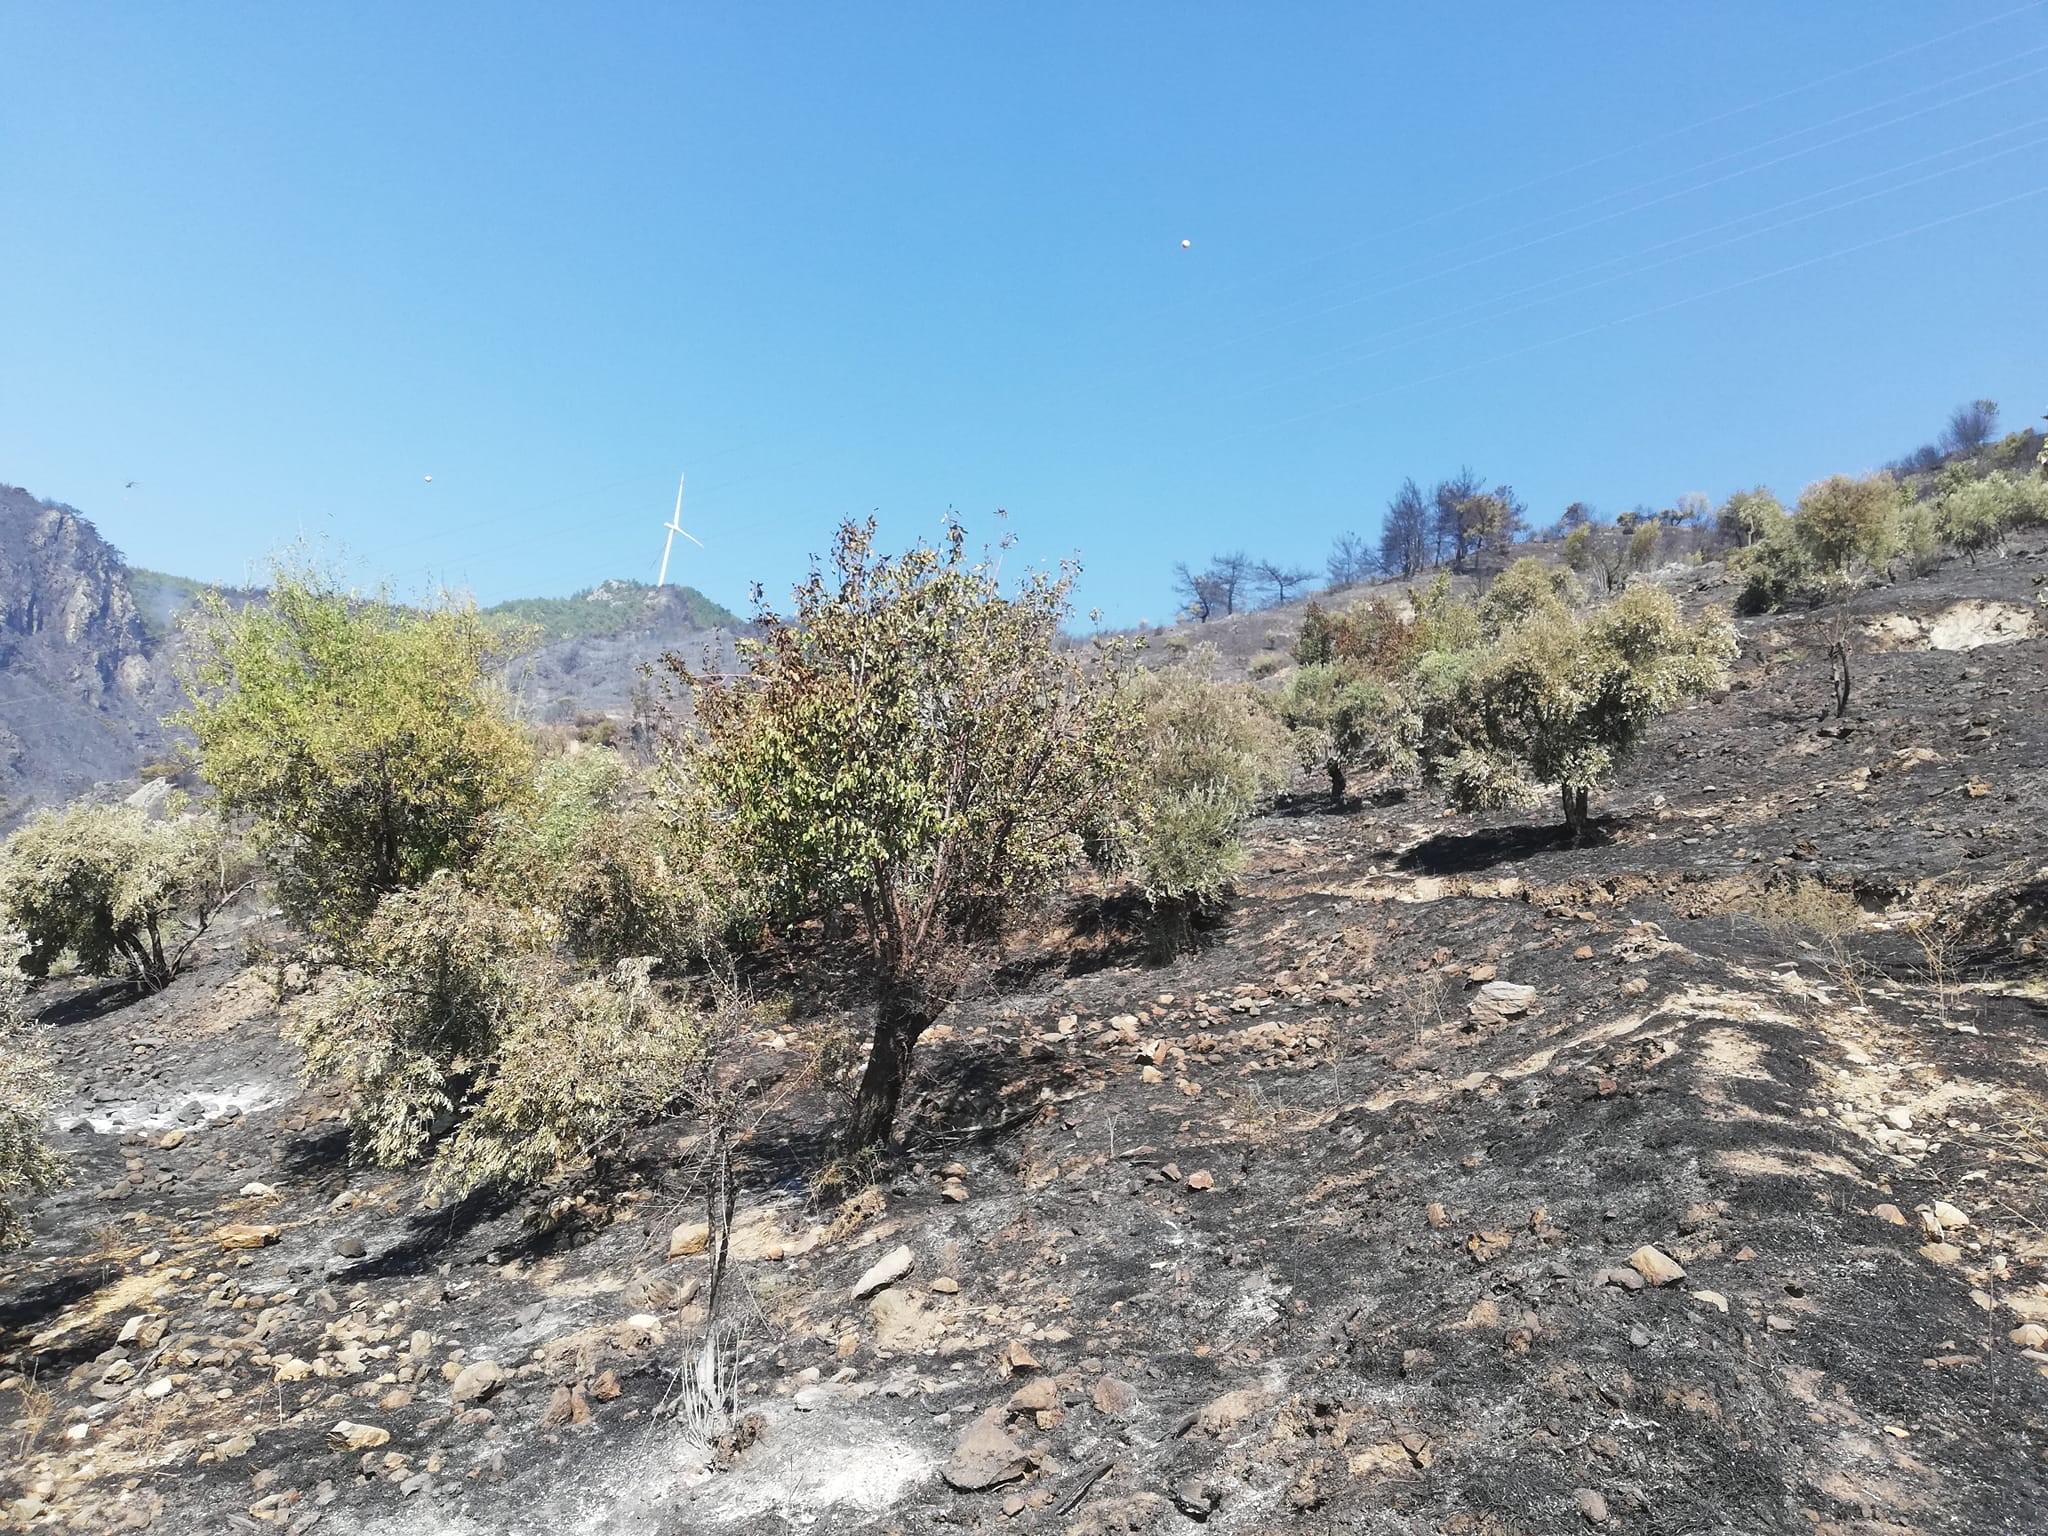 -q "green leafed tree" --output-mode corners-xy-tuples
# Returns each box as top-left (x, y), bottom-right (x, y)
(1, 948), (65, 1251)
(674, 518), (1140, 1150)
(1413, 583), (1735, 841)
(0, 803), (244, 992)
(178, 565), (534, 935)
